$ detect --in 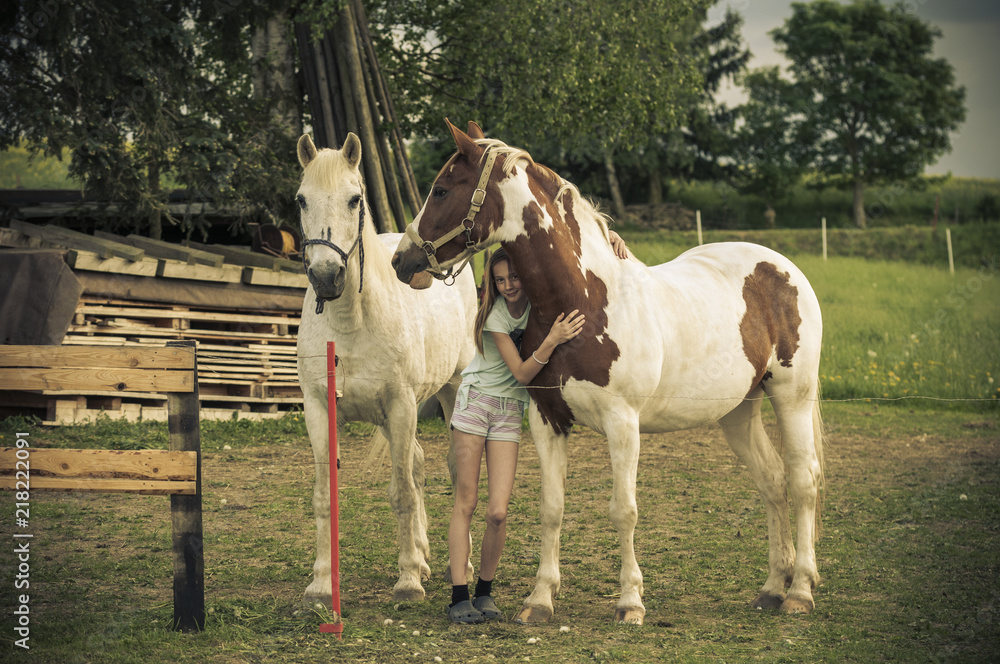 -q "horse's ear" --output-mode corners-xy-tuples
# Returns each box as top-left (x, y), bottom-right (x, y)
(446, 118), (482, 159)
(467, 121), (485, 139)
(343, 133), (362, 169)
(297, 134), (318, 168)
